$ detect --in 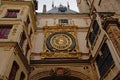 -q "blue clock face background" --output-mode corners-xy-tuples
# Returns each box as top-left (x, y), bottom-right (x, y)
(46, 32), (76, 52)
